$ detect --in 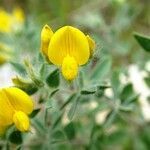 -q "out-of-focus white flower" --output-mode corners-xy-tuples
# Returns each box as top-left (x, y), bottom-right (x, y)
(128, 65), (150, 121)
(95, 109), (109, 124)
